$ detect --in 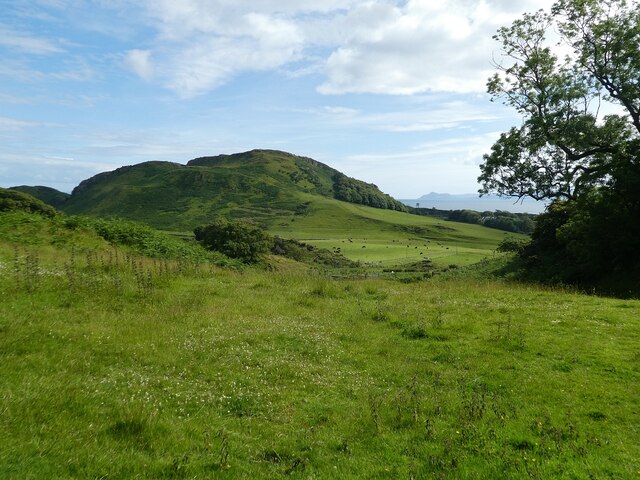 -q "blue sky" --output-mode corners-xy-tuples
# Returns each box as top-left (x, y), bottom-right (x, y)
(0, 0), (553, 197)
